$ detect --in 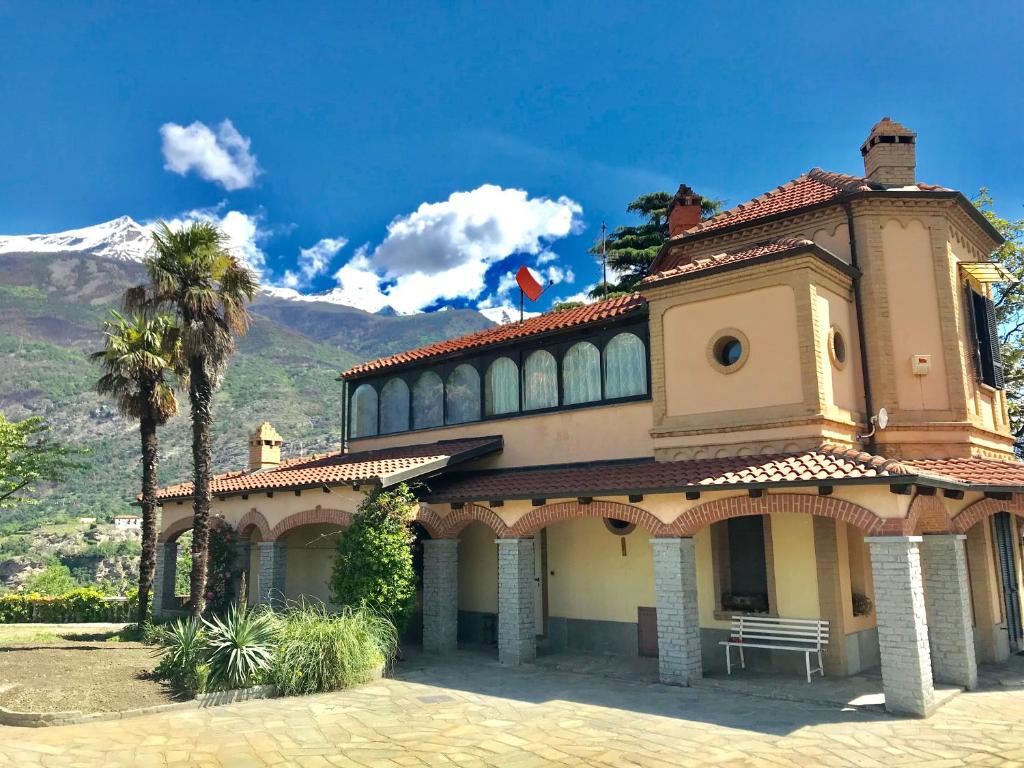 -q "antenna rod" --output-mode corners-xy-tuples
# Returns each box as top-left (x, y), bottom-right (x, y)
(519, 285), (524, 324)
(601, 221), (608, 298)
